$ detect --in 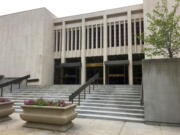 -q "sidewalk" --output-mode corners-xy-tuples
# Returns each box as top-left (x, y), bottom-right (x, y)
(0, 113), (180, 135)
